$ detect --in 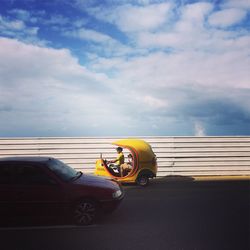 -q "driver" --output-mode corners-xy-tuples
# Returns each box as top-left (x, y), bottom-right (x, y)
(108, 147), (124, 175)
